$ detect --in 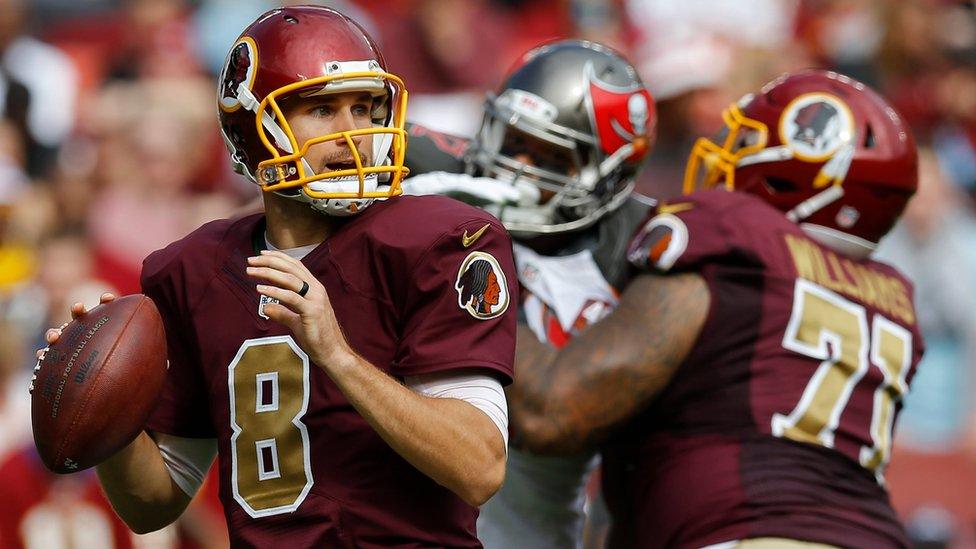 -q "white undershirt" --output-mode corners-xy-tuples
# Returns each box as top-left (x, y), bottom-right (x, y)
(156, 235), (510, 497)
